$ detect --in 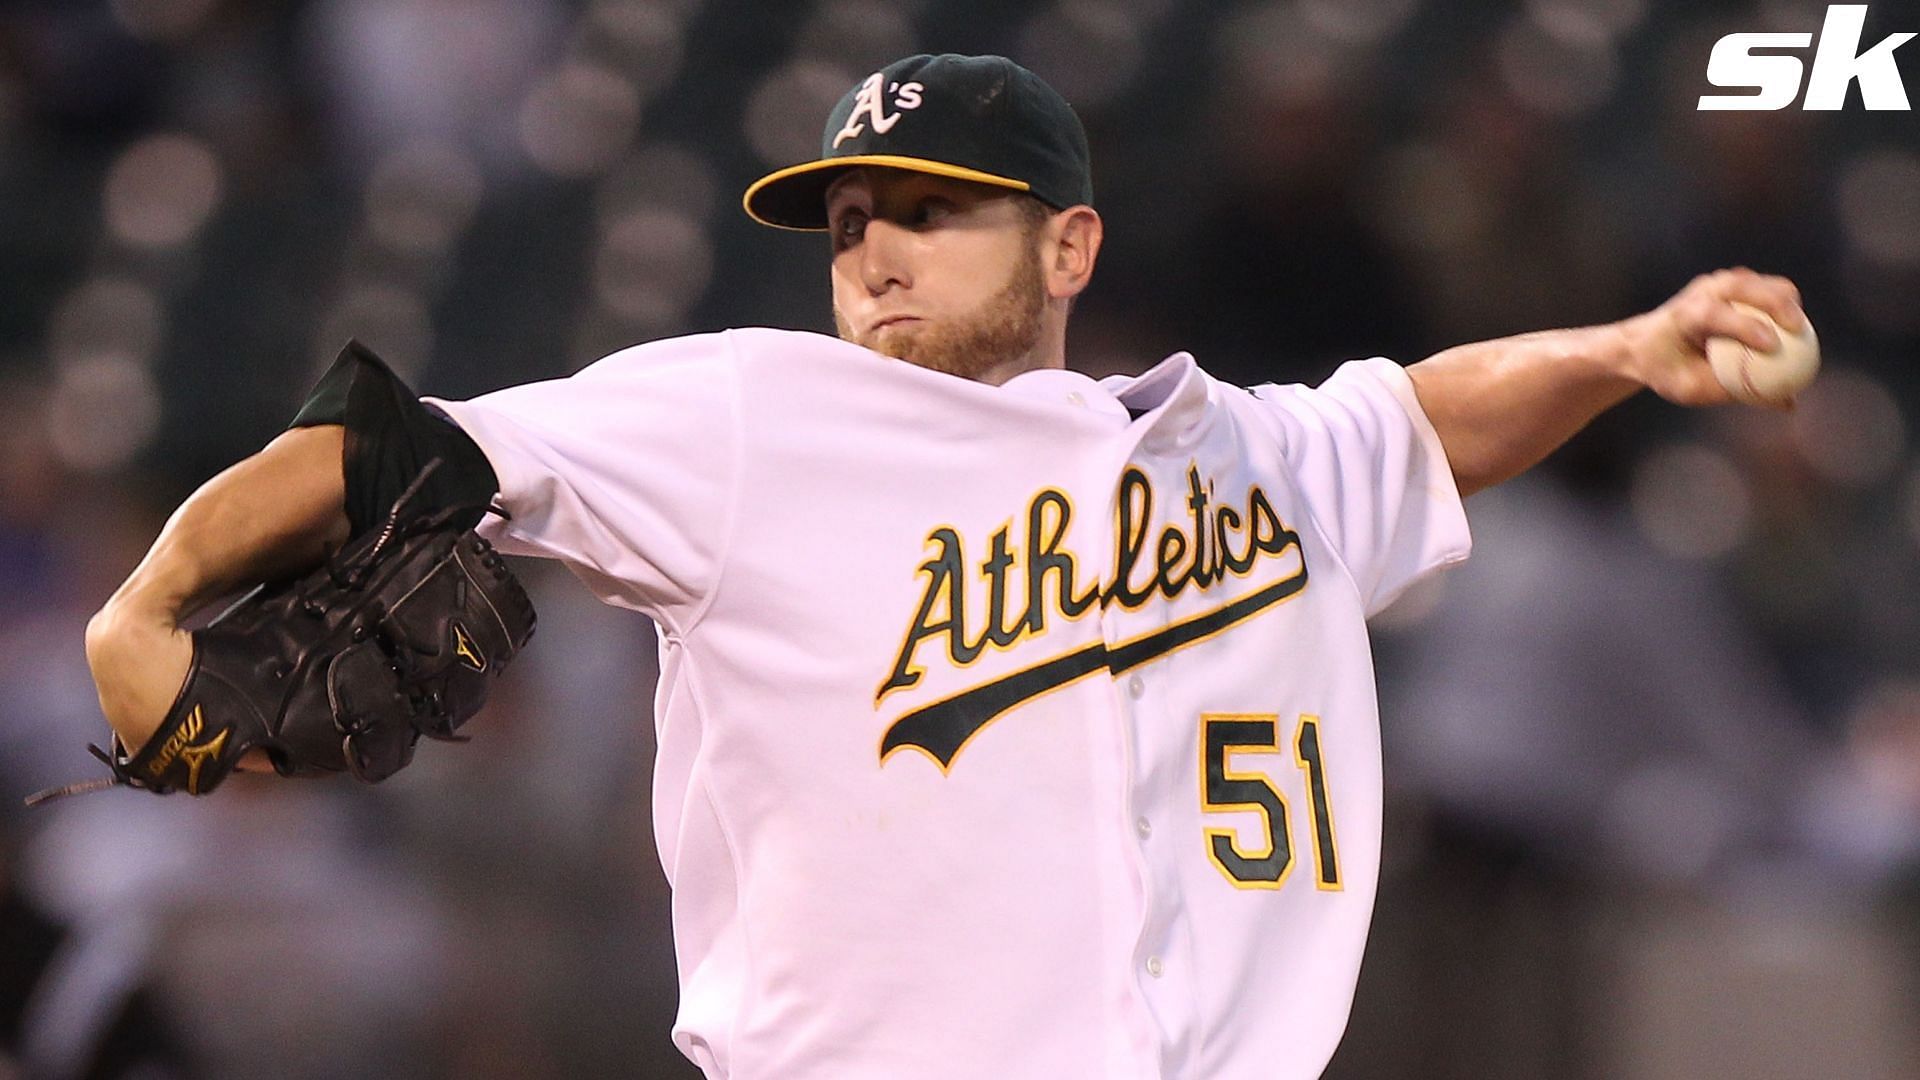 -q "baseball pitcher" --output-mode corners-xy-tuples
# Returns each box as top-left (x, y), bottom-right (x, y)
(72, 54), (1810, 1078)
